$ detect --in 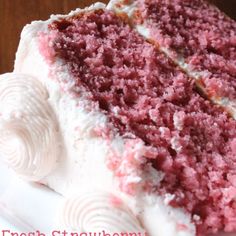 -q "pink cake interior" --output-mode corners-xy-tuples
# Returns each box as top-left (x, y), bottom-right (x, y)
(135, 0), (236, 99)
(40, 9), (236, 235)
